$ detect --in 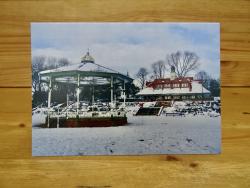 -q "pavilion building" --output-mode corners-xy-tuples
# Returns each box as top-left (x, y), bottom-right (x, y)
(136, 66), (210, 101)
